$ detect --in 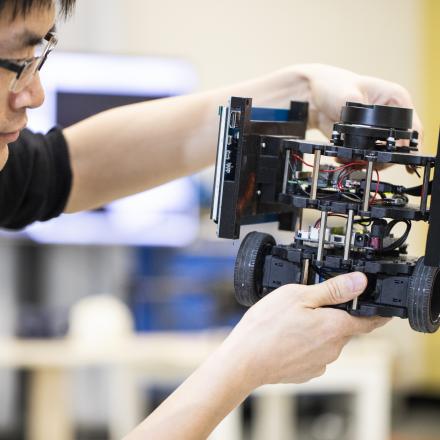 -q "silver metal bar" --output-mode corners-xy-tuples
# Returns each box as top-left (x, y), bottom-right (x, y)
(282, 149), (291, 193)
(310, 150), (322, 200)
(342, 208), (358, 311)
(343, 209), (354, 261)
(316, 210), (328, 262)
(362, 160), (374, 212)
(352, 297), (359, 311)
(301, 259), (310, 285)
(420, 162), (431, 213)
(211, 106), (229, 223)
